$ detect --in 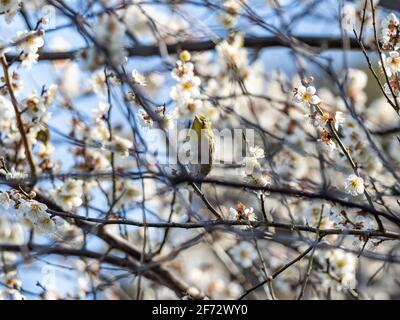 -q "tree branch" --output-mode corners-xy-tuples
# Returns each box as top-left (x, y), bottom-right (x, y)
(5, 36), (366, 62)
